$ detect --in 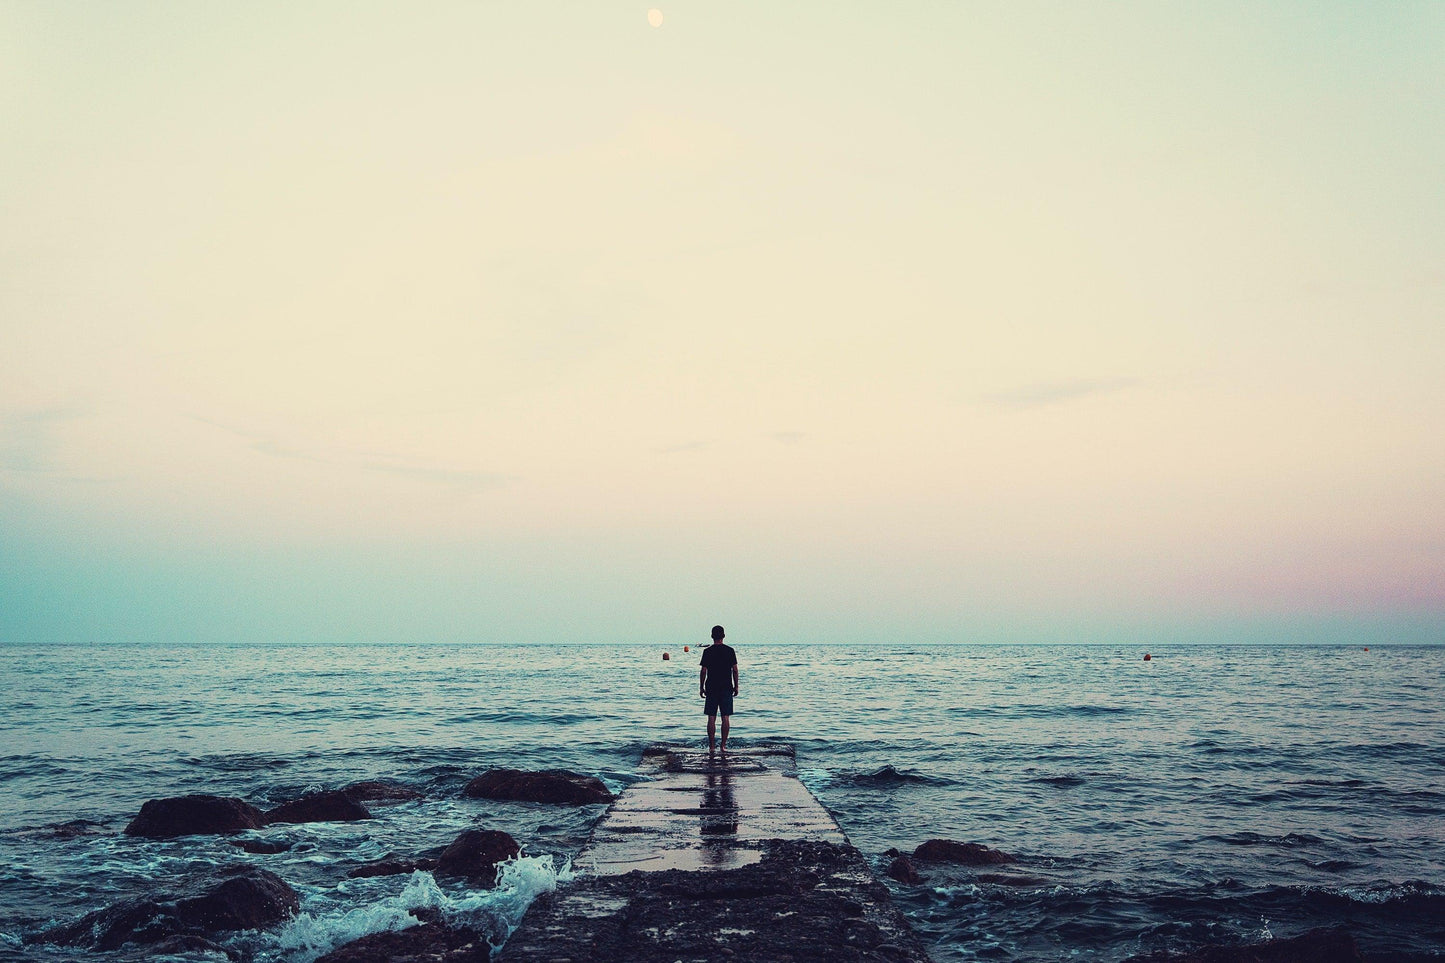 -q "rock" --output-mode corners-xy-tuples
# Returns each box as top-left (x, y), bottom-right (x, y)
(228, 838), (293, 855)
(347, 858), (437, 879)
(343, 780), (423, 802)
(500, 838), (933, 963)
(124, 796), (267, 839)
(40, 865), (298, 950)
(912, 839), (1016, 865)
(315, 921), (492, 963)
(47, 818), (109, 839)
(1122, 926), (1362, 963)
(886, 855), (923, 884)
(462, 768), (613, 806)
(135, 934), (237, 959)
(265, 790), (372, 825)
(435, 829), (521, 885)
